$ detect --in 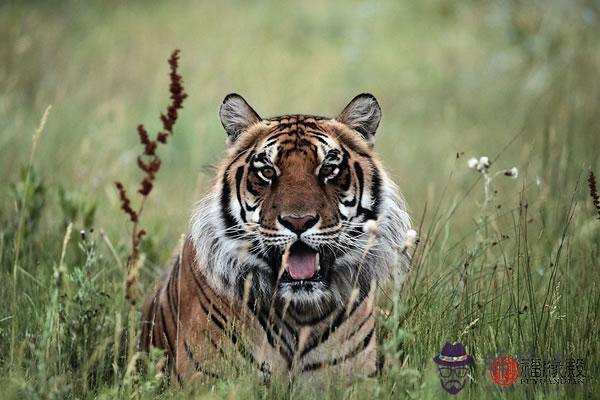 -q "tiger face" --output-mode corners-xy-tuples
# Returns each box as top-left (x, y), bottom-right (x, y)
(191, 94), (411, 318)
